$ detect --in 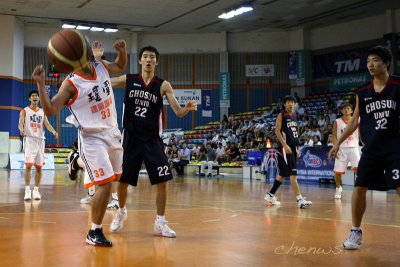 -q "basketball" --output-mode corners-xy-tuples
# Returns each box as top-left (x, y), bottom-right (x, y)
(47, 29), (92, 73)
